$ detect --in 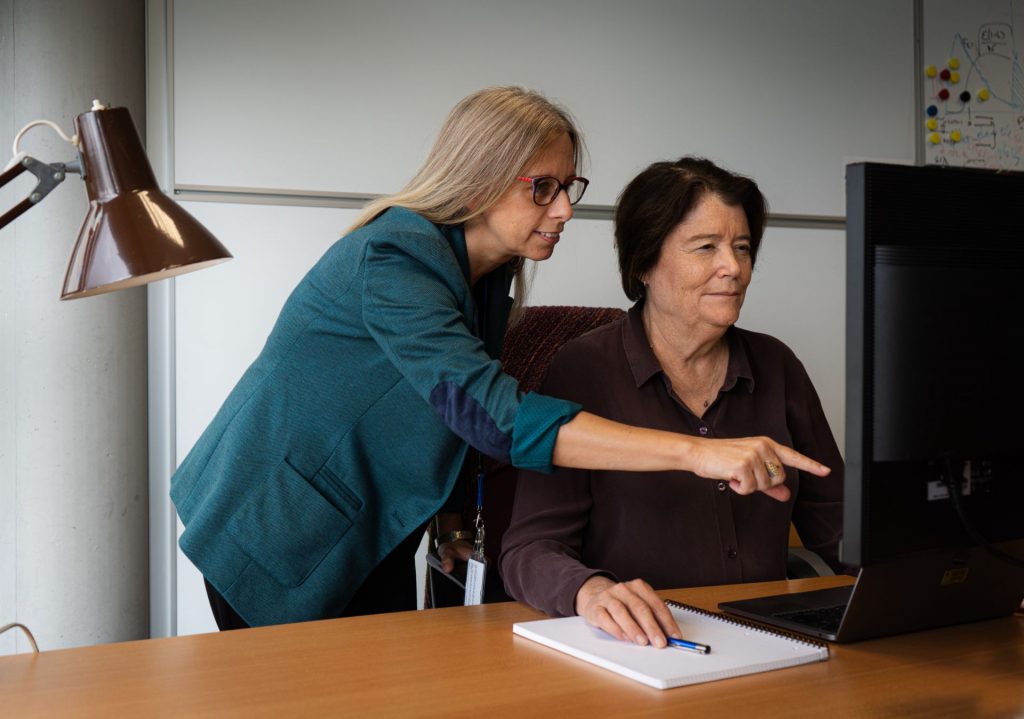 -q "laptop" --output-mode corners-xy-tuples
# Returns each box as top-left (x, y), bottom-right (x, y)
(718, 544), (1024, 643)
